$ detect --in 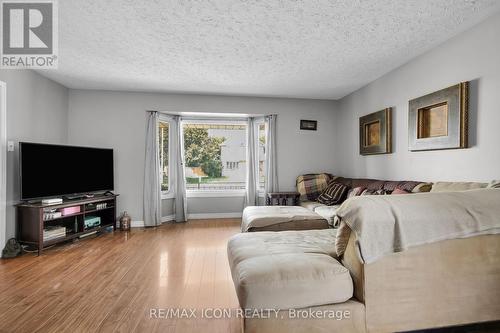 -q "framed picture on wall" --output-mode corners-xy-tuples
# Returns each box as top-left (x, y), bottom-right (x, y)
(359, 108), (392, 155)
(408, 82), (468, 151)
(300, 119), (317, 131)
